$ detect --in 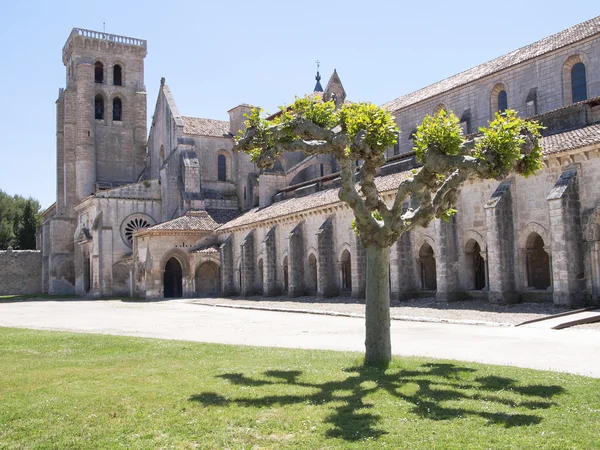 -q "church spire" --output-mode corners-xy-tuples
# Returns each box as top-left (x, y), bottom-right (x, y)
(313, 60), (323, 92)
